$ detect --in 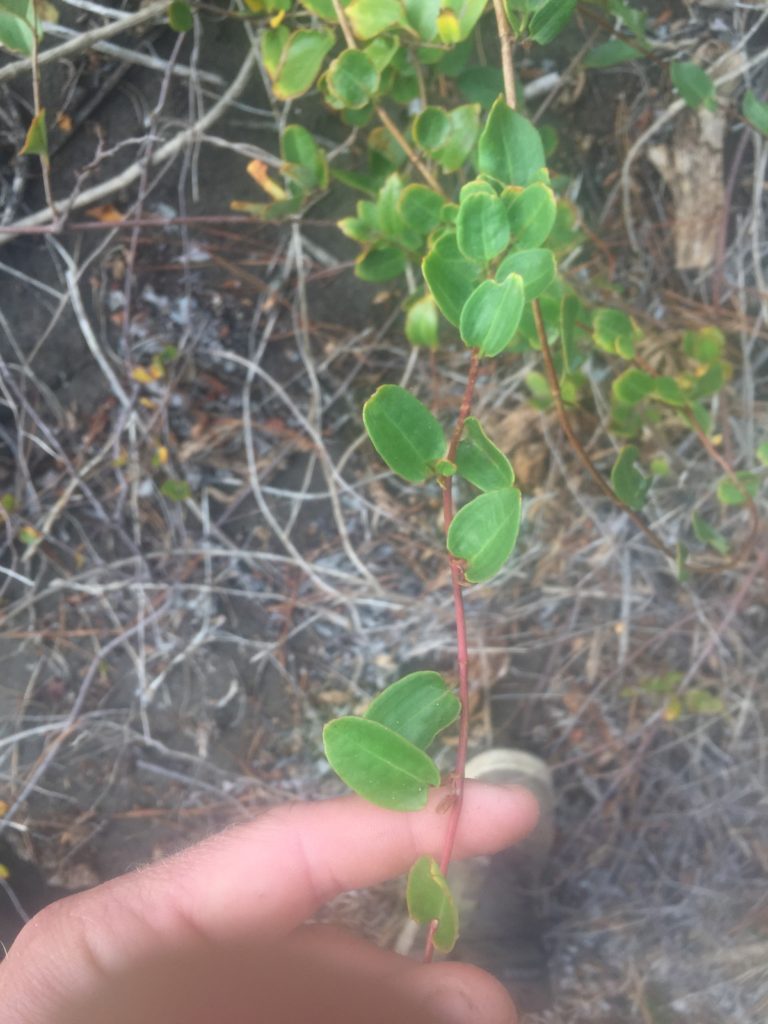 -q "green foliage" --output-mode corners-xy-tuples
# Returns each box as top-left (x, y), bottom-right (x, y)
(528, 0), (576, 45)
(407, 856), (459, 952)
(262, 27), (335, 99)
(742, 90), (768, 136)
(505, 182), (556, 248)
(363, 385), (445, 482)
(161, 479), (192, 501)
(455, 417), (515, 491)
(671, 61), (717, 112)
(233, 0), (750, 956)
(477, 97), (547, 187)
(20, 109), (48, 162)
(459, 275), (525, 356)
(584, 39), (645, 68)
(716, 472), (759, 507)
(323, 717), (440, 810)
(0, 0), (40, 55)
(325, 49), (380, 109)
(611, 445), (649, 510)
(405, 293), (439, 348)
(422, 232), (481, 326)
(364, 672), (461, 747)
(168, 0), (193, 32)
(447, 487), (522, 582)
